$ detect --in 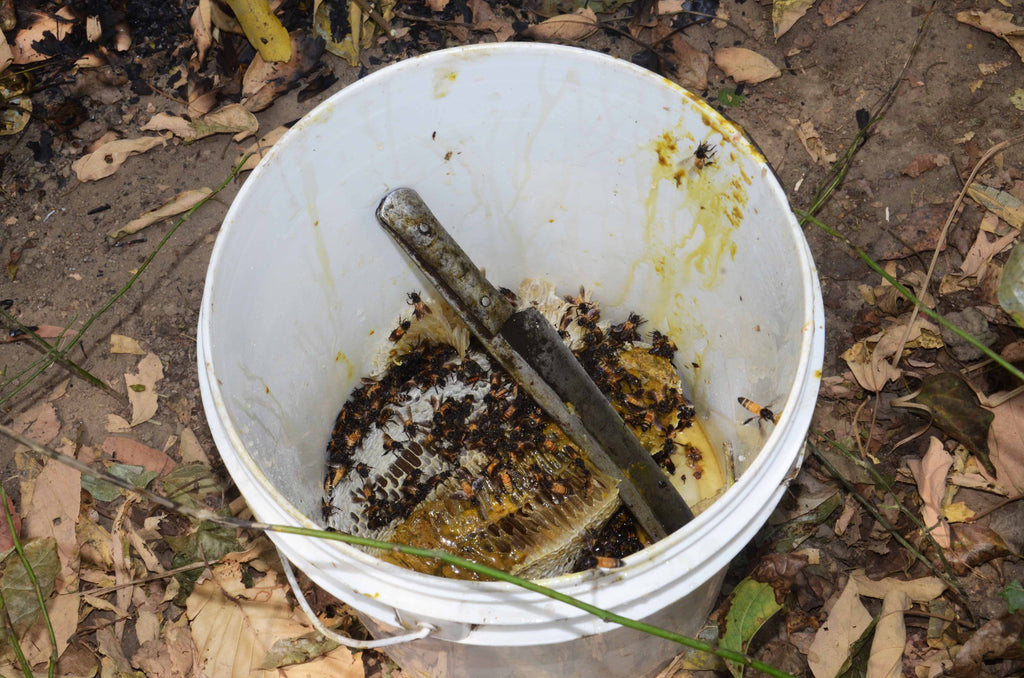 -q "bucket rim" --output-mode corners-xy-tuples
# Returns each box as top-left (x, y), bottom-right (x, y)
(197, 41), (825, 629)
